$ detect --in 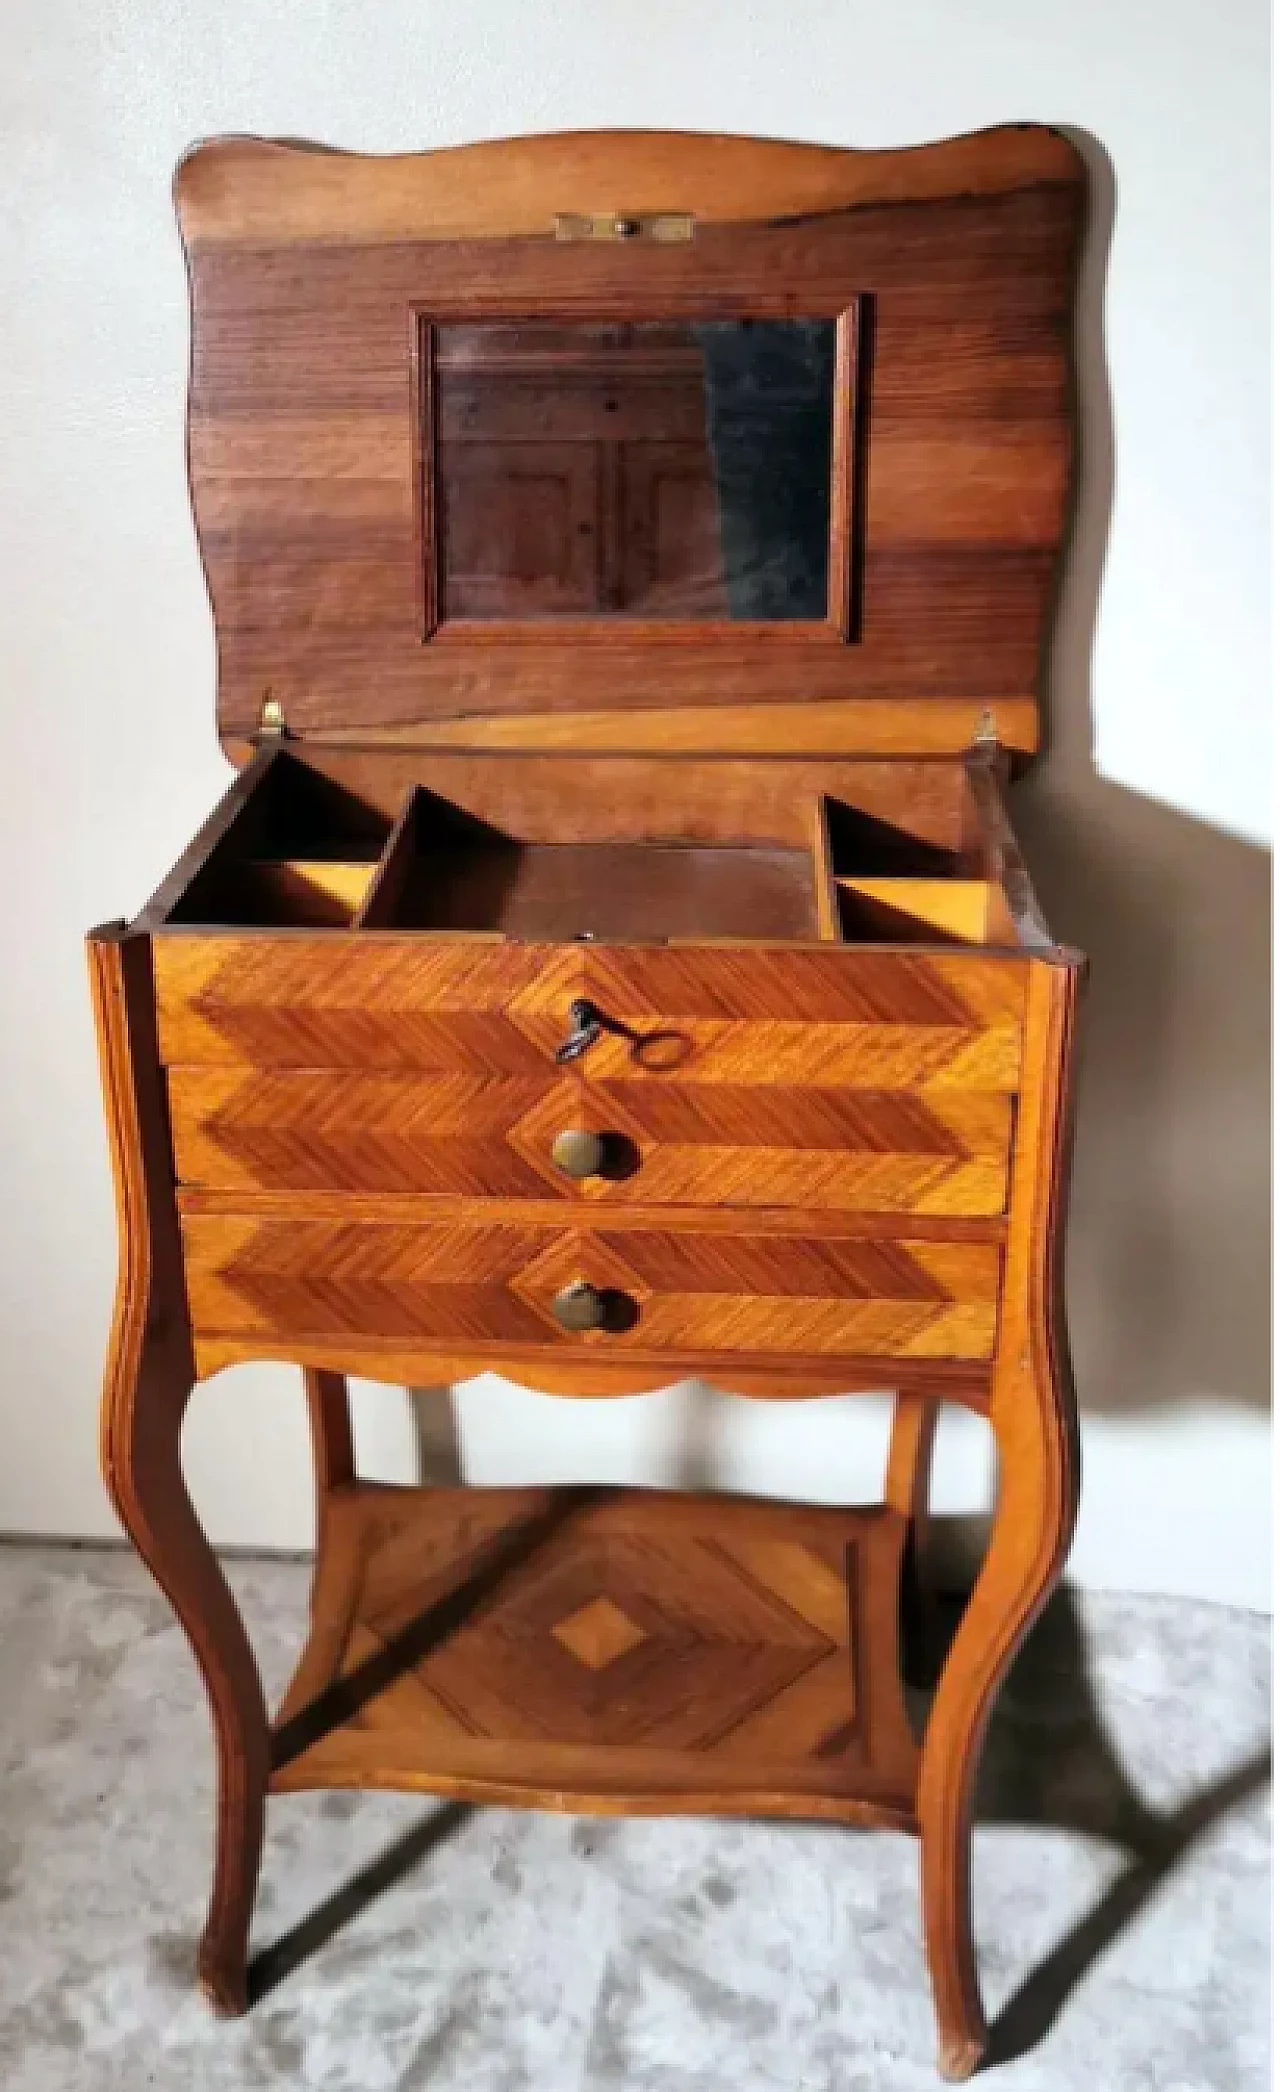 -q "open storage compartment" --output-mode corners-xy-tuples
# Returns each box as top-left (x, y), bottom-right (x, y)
(820, 794), (1020, 949)
(353, 788), (824, 942)
(144, 747), (1046, 954)
(152, 755), (393, 929)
